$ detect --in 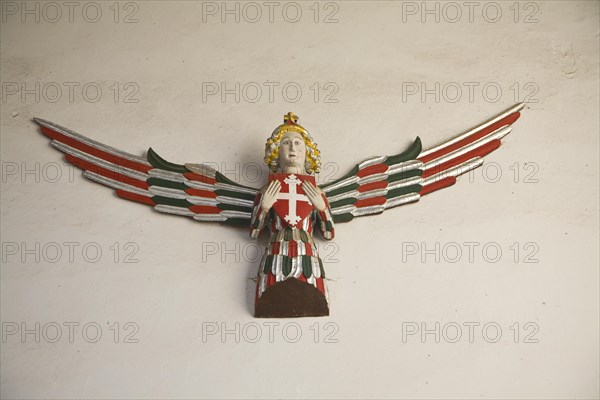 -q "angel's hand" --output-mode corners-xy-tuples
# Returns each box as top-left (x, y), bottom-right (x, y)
(302, 181), (326, 212)
(261, 180), (281, 211)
